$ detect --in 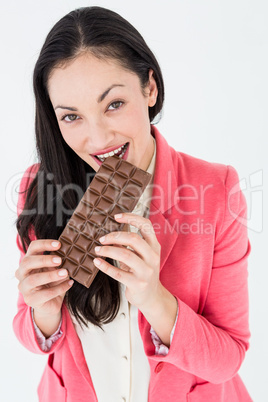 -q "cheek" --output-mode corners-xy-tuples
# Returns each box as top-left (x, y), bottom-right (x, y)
(60, 129), (83, 152)
(119, 104), (148, 131)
